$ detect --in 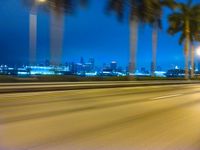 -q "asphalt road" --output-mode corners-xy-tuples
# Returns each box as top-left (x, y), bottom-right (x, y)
(1, 82), (200, 150)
